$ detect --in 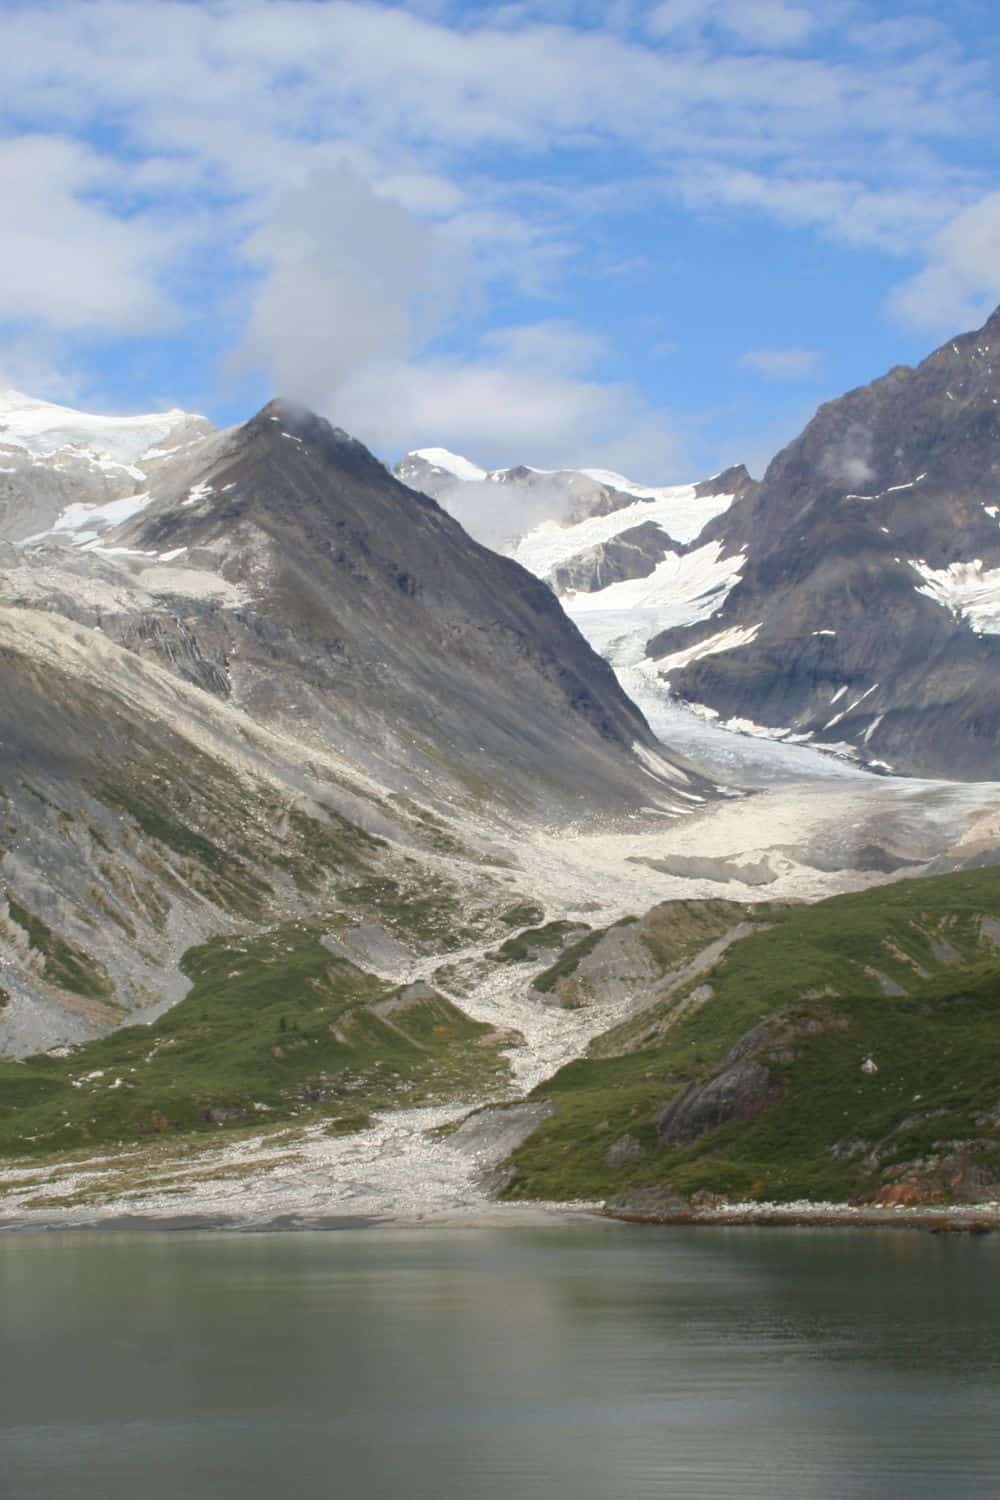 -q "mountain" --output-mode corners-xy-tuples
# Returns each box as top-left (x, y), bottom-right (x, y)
(395, 446), (782, 778)
(393, 447), (748, 554)
(5, 387), (1000, 1223)
(0, 396), (710, 1058)
(393, 446), (751, 658)
(641, 308), (1000, 778)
